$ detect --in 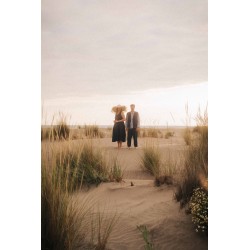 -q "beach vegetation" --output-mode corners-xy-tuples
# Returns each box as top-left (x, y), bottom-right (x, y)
(137, 225), (153, 250)
(189, 187), (208, 234)
(175, 106), (208, 226)
(140, 142), (161, 177)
